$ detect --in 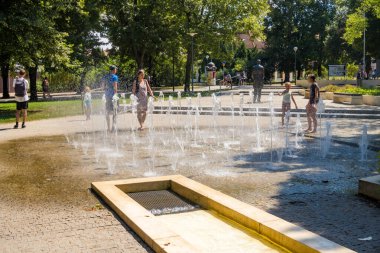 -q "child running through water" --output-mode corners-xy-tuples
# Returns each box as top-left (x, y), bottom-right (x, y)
(83, 86), (92, 120)
(278, 82), (298, 126)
